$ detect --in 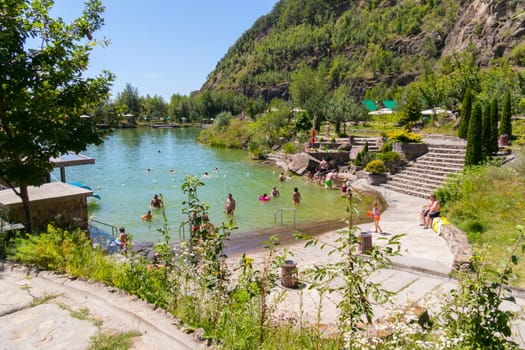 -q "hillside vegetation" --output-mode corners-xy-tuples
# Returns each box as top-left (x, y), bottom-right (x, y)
(203, 0), (524, 101)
